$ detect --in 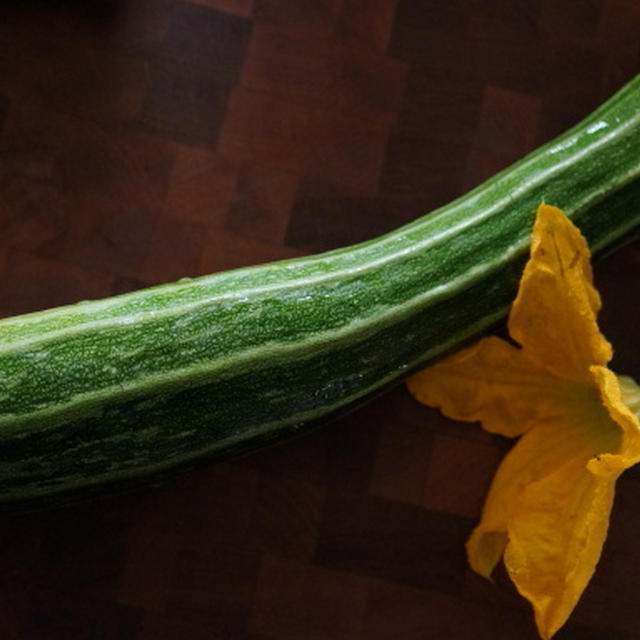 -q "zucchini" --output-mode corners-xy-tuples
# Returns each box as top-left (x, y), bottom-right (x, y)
(2, 75), (640, 510)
